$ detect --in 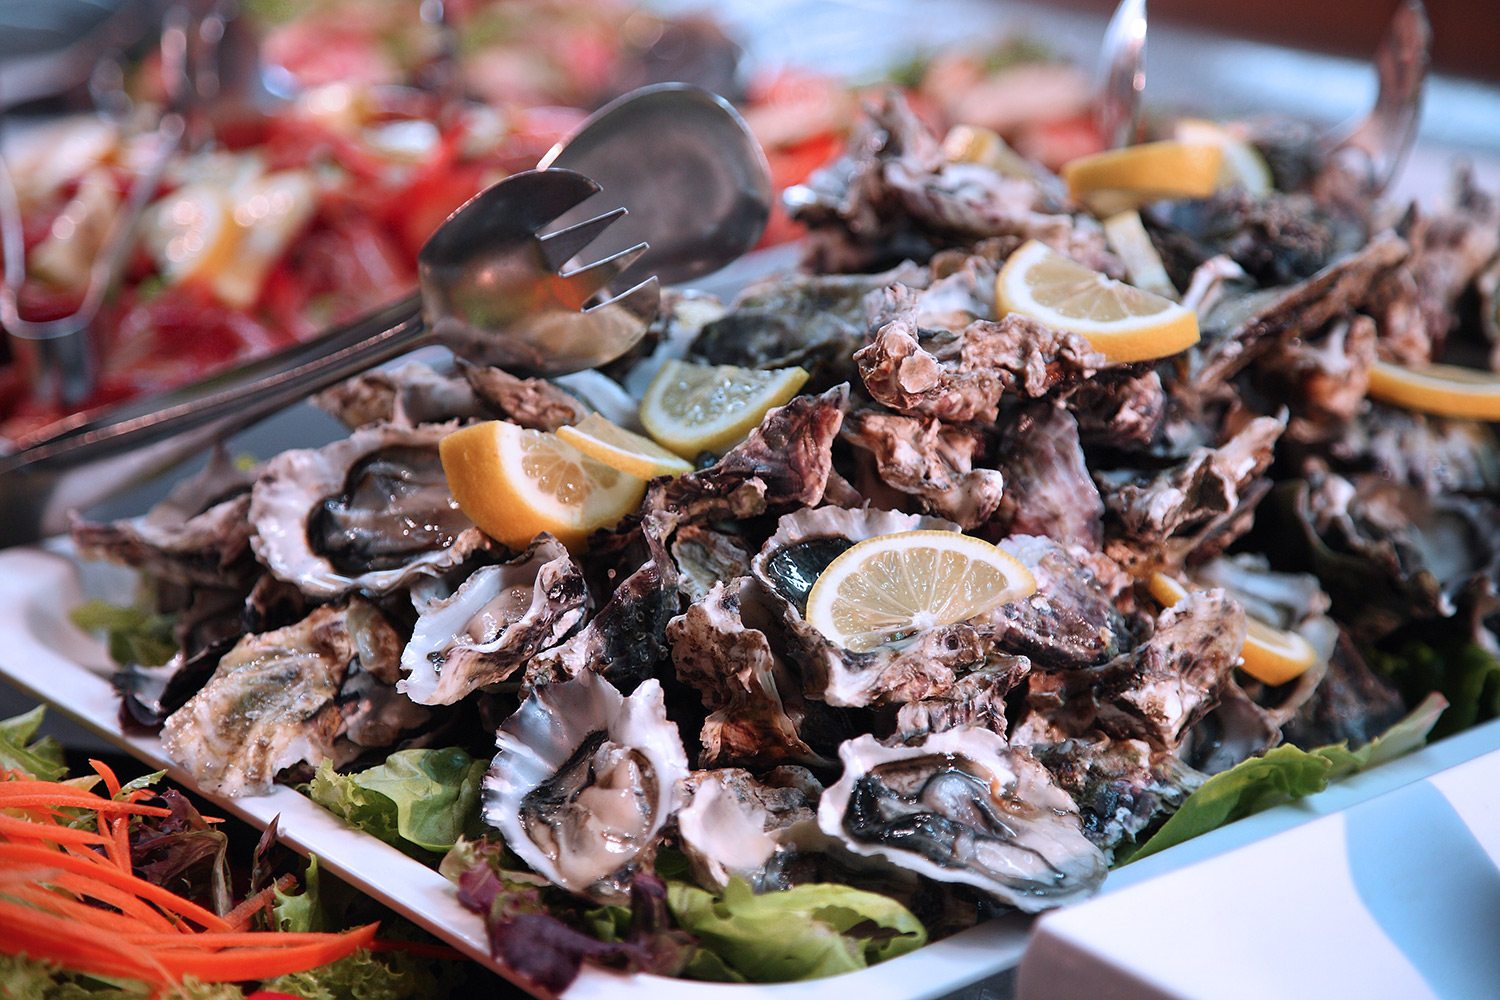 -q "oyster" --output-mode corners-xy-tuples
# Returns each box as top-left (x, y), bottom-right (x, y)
(753, 505), (995, 707)
(842, 410), (1004, 528)
(676, 767), (819, 891)
(856, 283), (1102, 424)
(399, 535), (588, 706)
(459, 360), (590, 430)
(669, 526), (753, 604)
(646, 385), (848, 527)
(483, 671), (689, 902)
(161, 598), (411, 795)
(666, 578), (815, 768)
(990, 535), (1133, 670)
(313, 361), (487, 428)
(817, 727), (1107, 911)
(250, 422), (489, 598)
(994, 403), (1102, 550)
(893, 656), (1030, 743)
(71, 448), (257, 589)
